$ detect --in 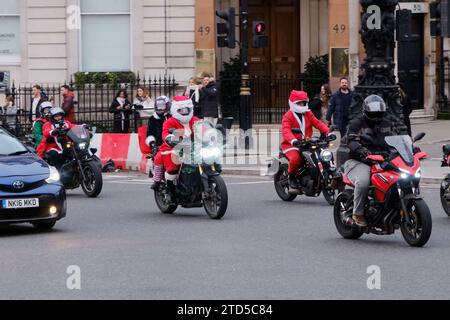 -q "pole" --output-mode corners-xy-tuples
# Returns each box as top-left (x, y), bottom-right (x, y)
(240, 0), (252, 149)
